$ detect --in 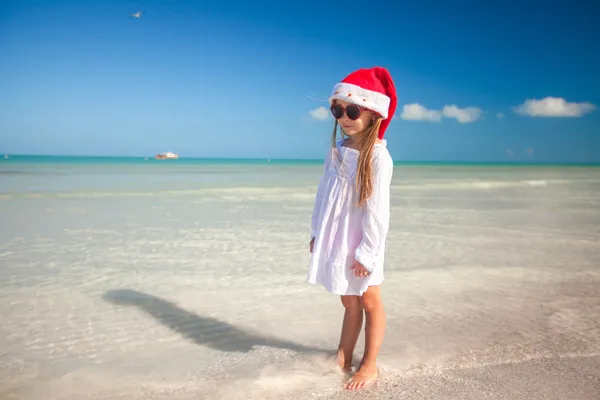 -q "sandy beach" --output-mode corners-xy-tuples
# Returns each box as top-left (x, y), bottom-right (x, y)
(1, 160), (599, 399)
